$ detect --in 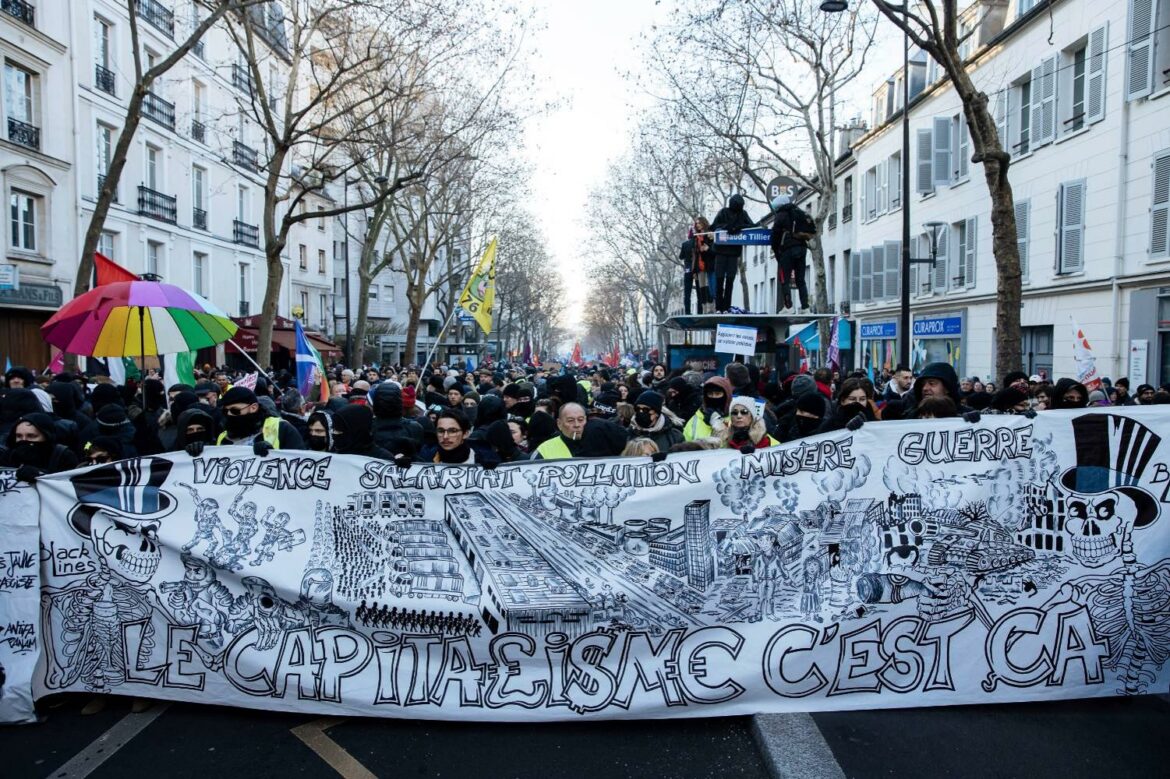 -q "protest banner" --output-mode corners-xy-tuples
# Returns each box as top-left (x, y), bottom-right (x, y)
(0, 471), (41, 723)
(4, 409), (1170, 723)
